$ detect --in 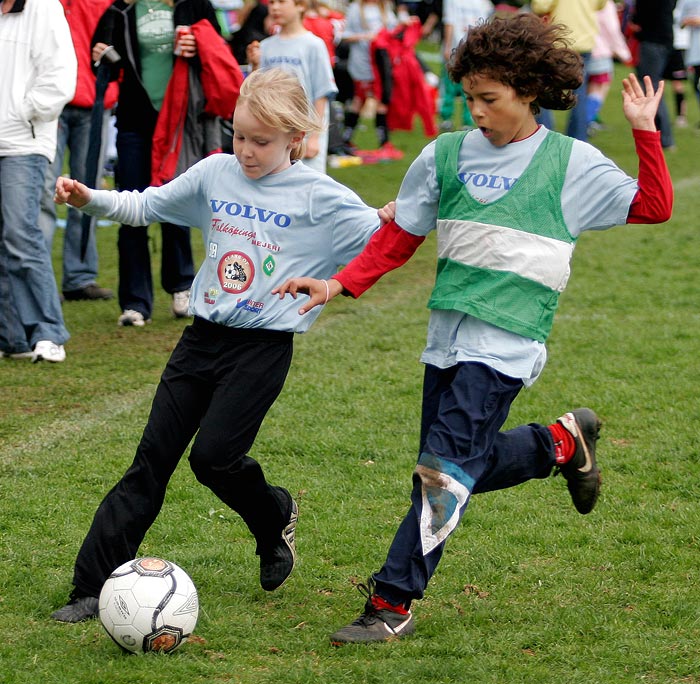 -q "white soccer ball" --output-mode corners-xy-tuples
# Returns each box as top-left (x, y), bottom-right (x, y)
(98, 557), (199, 654)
